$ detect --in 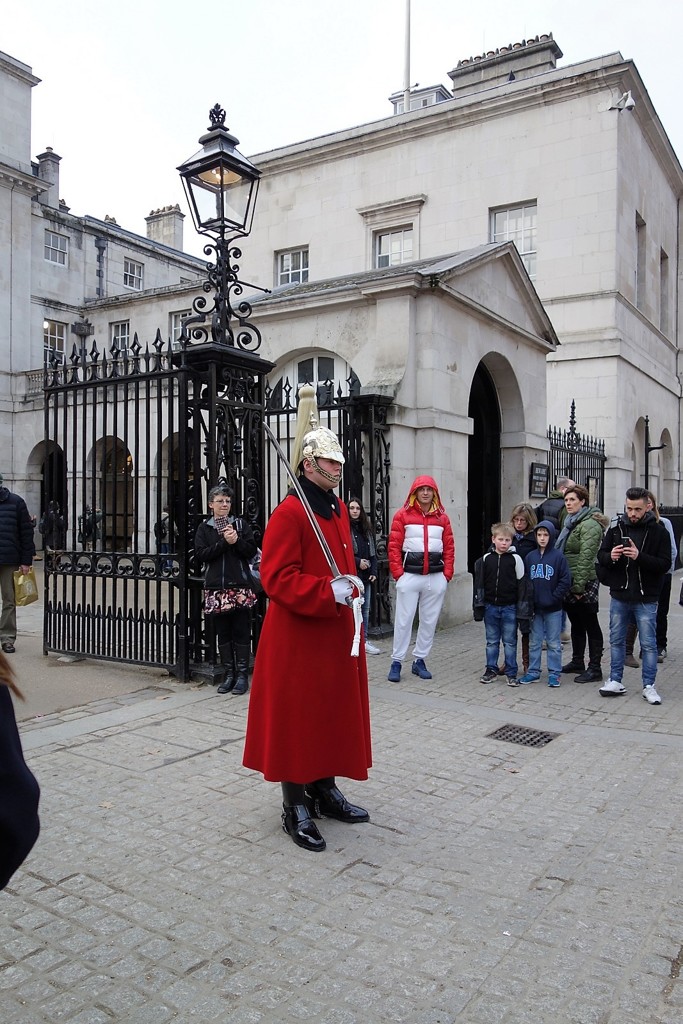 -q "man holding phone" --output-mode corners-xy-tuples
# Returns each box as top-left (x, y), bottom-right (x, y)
(596, 487), (671, 703)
